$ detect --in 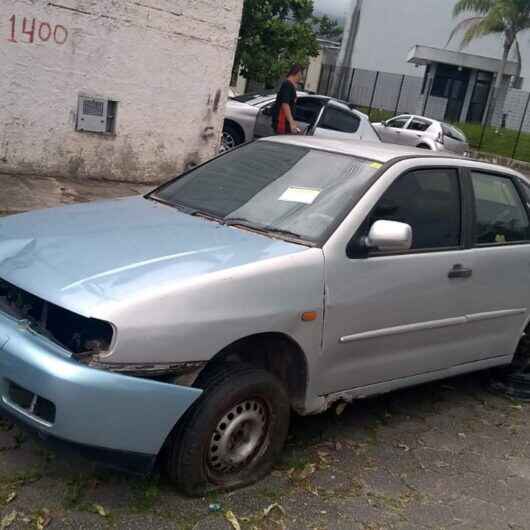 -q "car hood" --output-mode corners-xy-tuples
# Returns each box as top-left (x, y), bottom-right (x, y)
(0, 197), (308, 317)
